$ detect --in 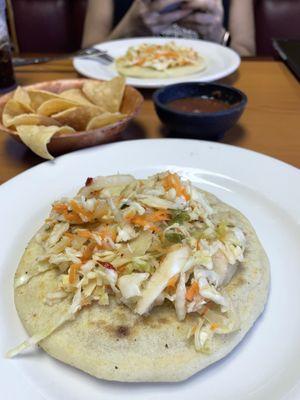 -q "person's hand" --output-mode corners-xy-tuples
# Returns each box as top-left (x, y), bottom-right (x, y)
(180, 0), (225, 42)
(138, 0), (193, 35)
